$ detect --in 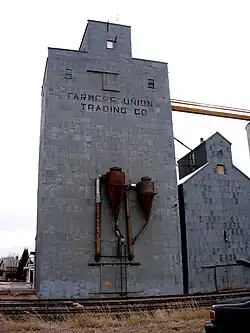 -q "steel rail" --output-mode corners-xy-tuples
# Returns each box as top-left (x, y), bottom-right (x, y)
(0, 301), (213, 315)
(1, 288), (249, 305)
(1, 290), (250, 308)
(1, 291), (250, 319)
